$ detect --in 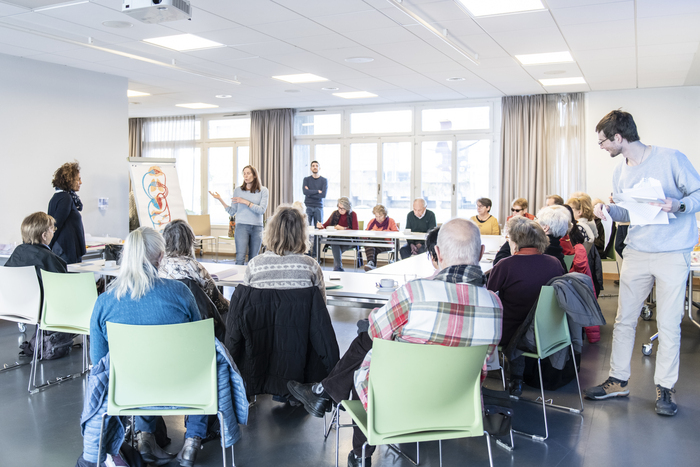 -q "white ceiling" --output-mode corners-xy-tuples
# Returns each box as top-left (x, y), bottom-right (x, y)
(1, 0), (699, 117)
